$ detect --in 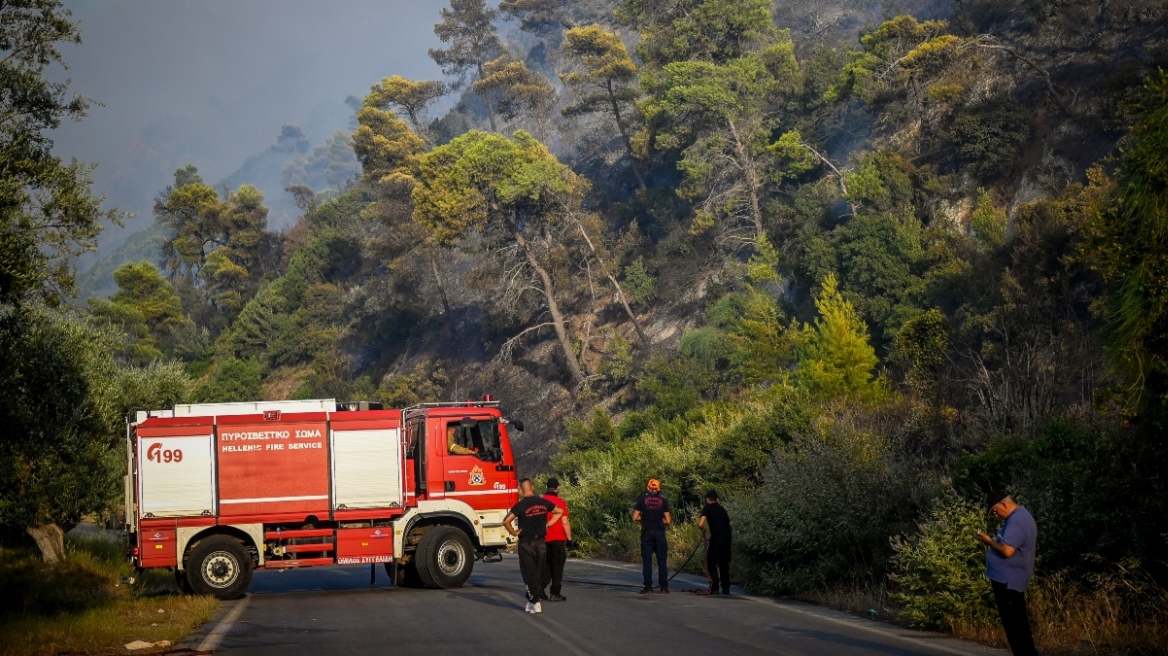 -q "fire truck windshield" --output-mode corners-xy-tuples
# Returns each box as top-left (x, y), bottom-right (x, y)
(446, 419), (502, 462)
